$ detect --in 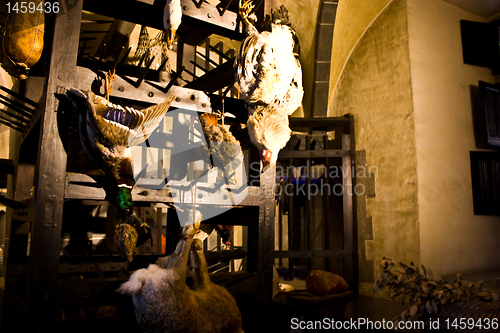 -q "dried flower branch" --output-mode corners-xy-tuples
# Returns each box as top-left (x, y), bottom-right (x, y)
(373, 258), (499, 324)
